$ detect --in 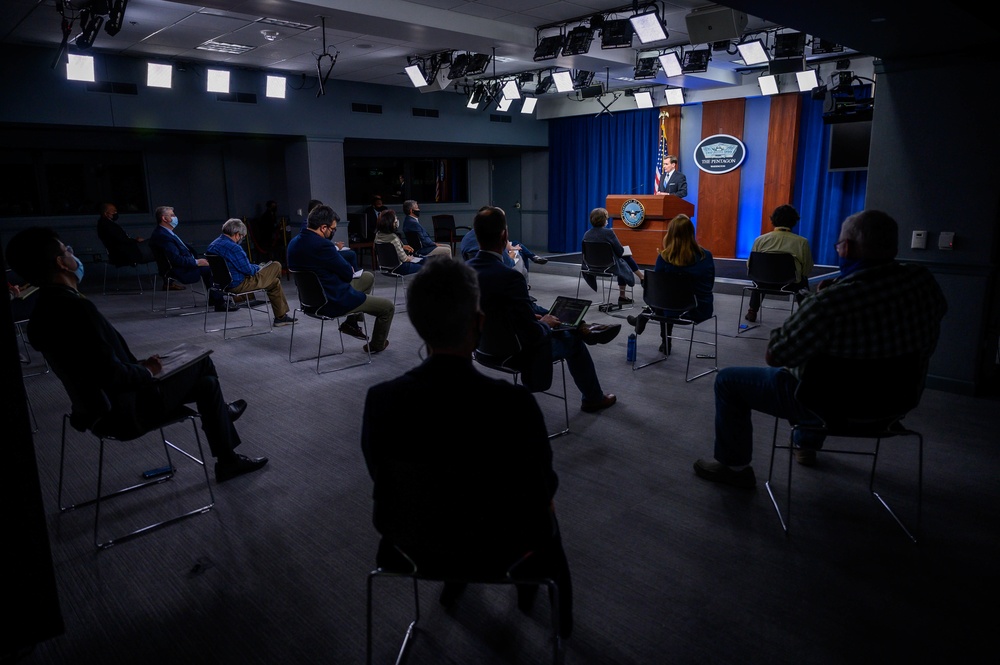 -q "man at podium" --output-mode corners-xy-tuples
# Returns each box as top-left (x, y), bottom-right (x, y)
(656, 155), (688, 198)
